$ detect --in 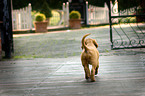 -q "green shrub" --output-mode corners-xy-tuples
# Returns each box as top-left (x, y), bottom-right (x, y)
(118, 17), (136, 23)
(40, 0), (52, 18)
(35, 13), (46, 22)
(69, 11), (81, 19)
